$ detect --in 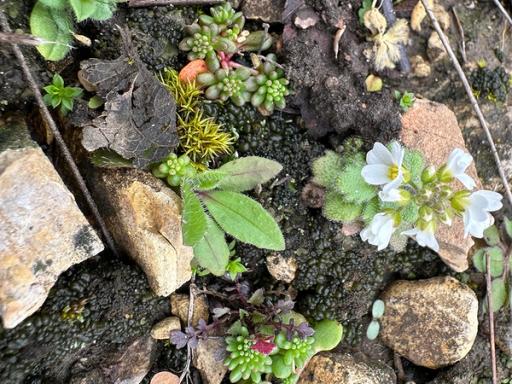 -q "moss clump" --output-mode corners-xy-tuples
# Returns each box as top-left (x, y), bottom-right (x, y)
(470, 65), (511, 103)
